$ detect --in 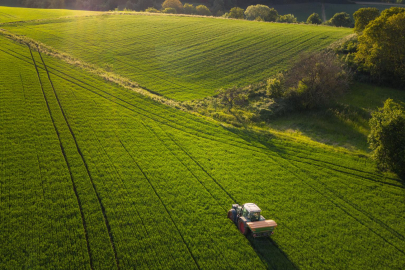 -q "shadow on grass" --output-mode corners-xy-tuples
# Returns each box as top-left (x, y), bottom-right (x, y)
(247, 235), (298, 270)
(267, 105), (371, 153)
